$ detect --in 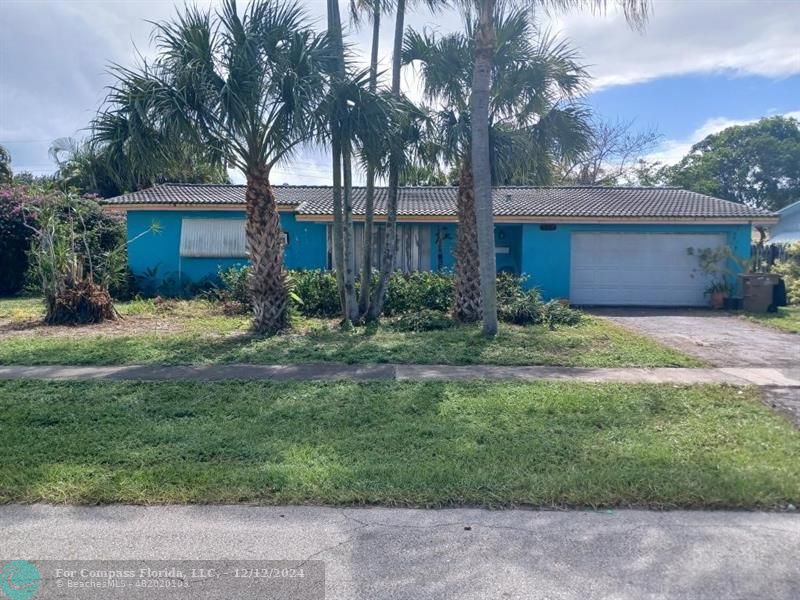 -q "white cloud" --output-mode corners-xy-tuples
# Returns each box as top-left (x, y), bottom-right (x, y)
(2, 0), (799, 177)
(646, 109), (800, 165)
(543, 0), (800, 90)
